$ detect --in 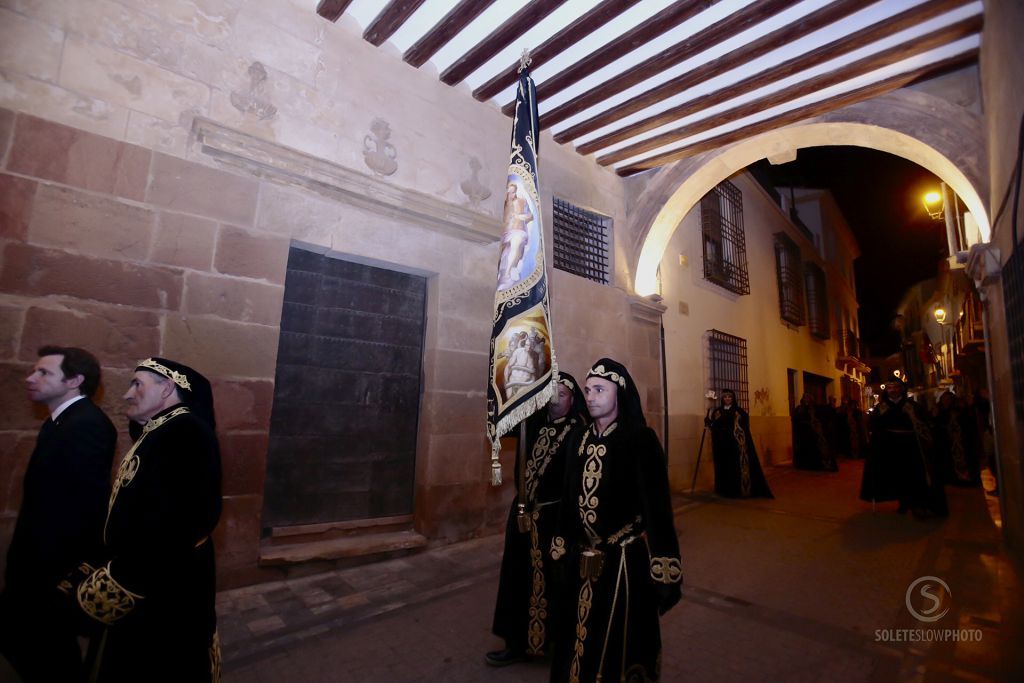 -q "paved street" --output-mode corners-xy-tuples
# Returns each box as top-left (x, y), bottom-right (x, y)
(1, 460), (1018, 682)
(217, 460), (1023, 682)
